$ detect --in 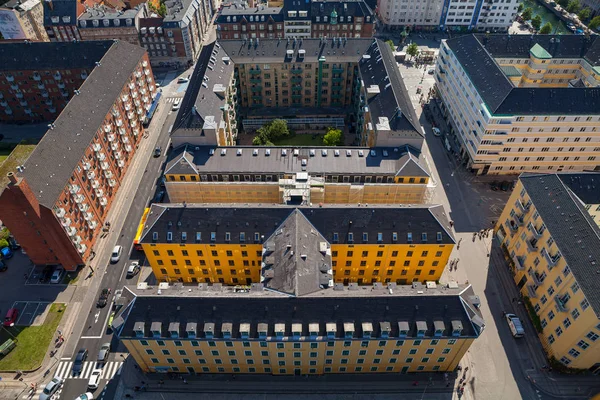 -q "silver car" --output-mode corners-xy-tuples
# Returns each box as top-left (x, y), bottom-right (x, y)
(39, 376), (63, 400)
(98, 343), (110, 363)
